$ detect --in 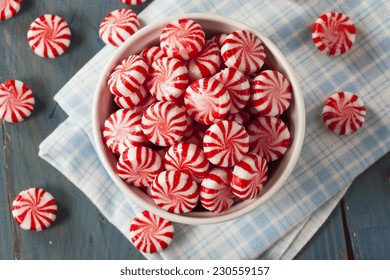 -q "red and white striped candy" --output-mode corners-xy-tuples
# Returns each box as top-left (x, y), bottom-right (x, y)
(230, 153), (268, 200)
(184, 77), (231, 125)
(214, 67), (250, 113)
(250, 70), (292, 116)
(99, 8), (140, 47)
(187, 41), (222, 81)
(103, 109), (147, 155)
(117, 146), (163, 187)
(142, 101), (187, 146)
(322, 91), (366, 135)
(160, 18), (206, 61)
(0, 0), (21, 20)
(210, 33), (228, 48)
(140, 46), (166, 66)
(151, 170), (199, 214)
(200, 167), (235, 213)
(147, 57), (189, 101)
(221, 30), (266, 75)
(113, 85), (149, 109)
(0, 80), (35, 123)
(27, 14), (71, 58)
(178, 105), (194, 138)
(225, 110), (251, 127)
(312, 12), (356, 56)
(164, 142), (209, 183)
(108, 55), (149, 97)
(11, 188), (57, 231)
(129, 210), (174, 254)
(203, 120), (249, 167)
(247, 116), (290, 162)
(120, 0), (147, 5)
